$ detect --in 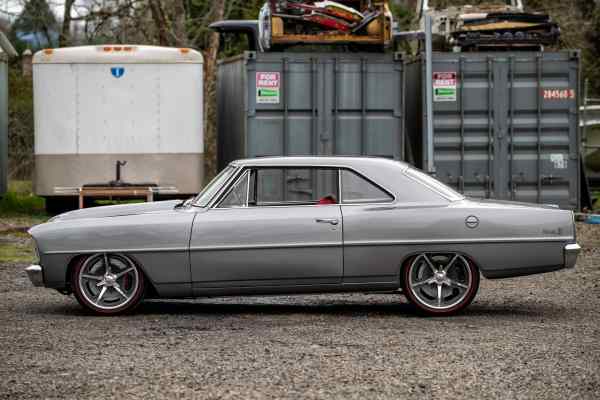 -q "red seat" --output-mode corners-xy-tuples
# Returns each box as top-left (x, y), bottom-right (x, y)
(317, 196), (337, 205)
